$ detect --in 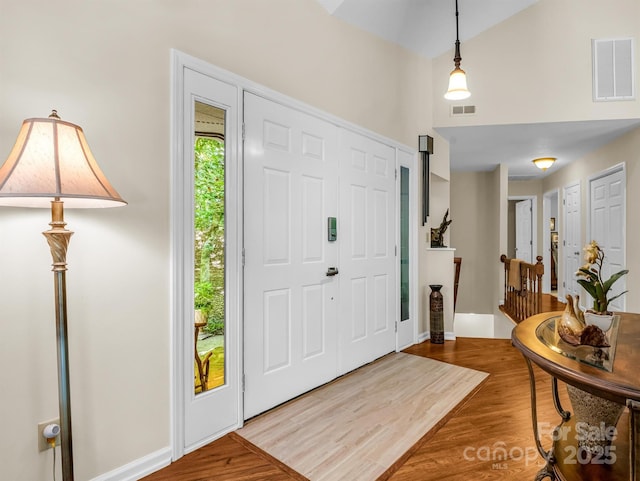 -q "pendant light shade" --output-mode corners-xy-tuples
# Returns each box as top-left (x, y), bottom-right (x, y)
(444, 0), (471, 100)
(445, 67), (470, 100)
